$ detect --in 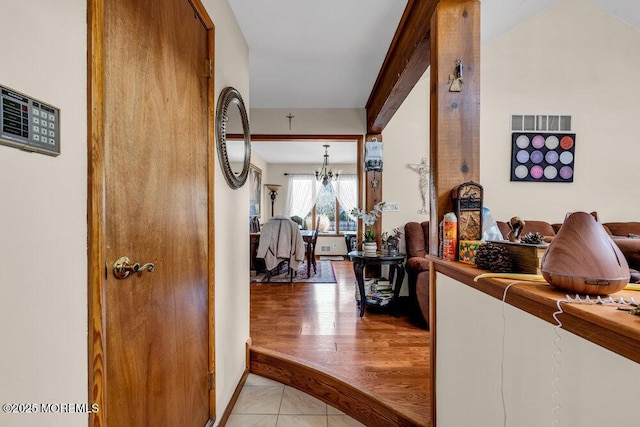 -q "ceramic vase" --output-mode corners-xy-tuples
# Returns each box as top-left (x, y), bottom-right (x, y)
(363, 242), (377, 255)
